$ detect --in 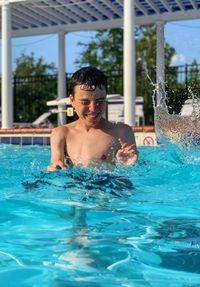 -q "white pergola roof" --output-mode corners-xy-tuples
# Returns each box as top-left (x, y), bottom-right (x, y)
(1, 0), (200, 129)
(1, 0), (200, 38)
